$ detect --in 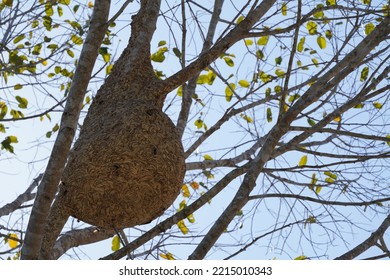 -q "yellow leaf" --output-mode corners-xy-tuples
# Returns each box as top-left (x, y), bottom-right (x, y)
(259, 71), (272, 83)
(281, 2), (287, 16)
(386, 135), (390, 147)
(238, 79), (250, 88)
(257, 36), (269, 46)
(179, 199), (187, 211)
(106, 64), (113, 75)
(160, 252), (175, 260)
(360, 66), (369, 81)
(373, 102), (383, 109)
(317, 36), (326, 49)
(177, 86), (183, 97)
(294, 255), (307, 260)
(187, 213), (195, 223)
(8, 233), (19, 249)
(203, 154), (213, 160)
(298, 155), (307, 167)
(315, 186), (322, 194)
(225, 83), (236, 102)
(306, 21), (317, 35)
(297, 37), (305, 52)
(311, 58), (319, 67)
(244, 39), (253, 46)
(194, 119), (203, 129)
(241, 114), (253, 123)
(181, 184), (190, 198)
(111, 235), (120, 251)
(364, 23), (375, 35)
(326, 0), (336, 5)
(88, 1), (94, 8)
(236, 15), (245, 24)
(177, 220), (189, 234)
(333, 115), (341, 122)
(275, 68), (285, 77)
(190, 181), (200, 190)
